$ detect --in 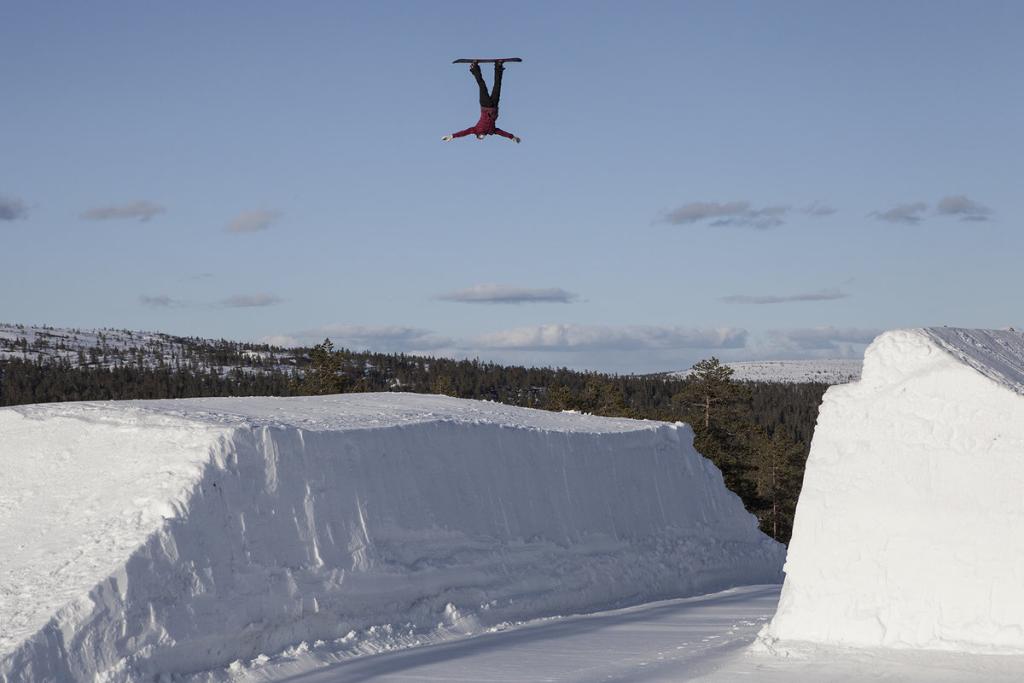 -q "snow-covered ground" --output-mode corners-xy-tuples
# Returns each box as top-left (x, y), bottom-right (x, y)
(197, 584), (1024, 683)
(232, 585), (783, 683)
(0, 393), (783, 682)
(766, 327), (1024, 653)
(672, 359), (862, 384)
